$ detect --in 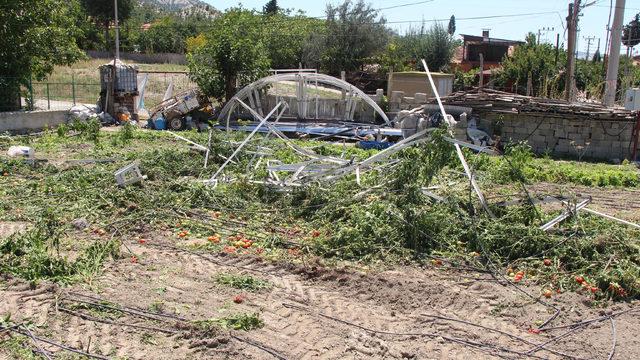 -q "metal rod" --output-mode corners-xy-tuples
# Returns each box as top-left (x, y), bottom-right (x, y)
(582, 207), (640, 230)
(72, 73), (76, 105)
(208, 101), (284, 183)
(540, 198), (592, 231)
(46, 83), (50, 110)
(421, 59), (495, 218)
